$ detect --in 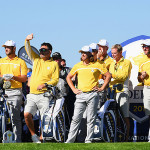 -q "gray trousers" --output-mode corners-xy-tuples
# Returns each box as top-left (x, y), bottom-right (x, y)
(66, 91), (99, 143)
(5, 88), (23, 143)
